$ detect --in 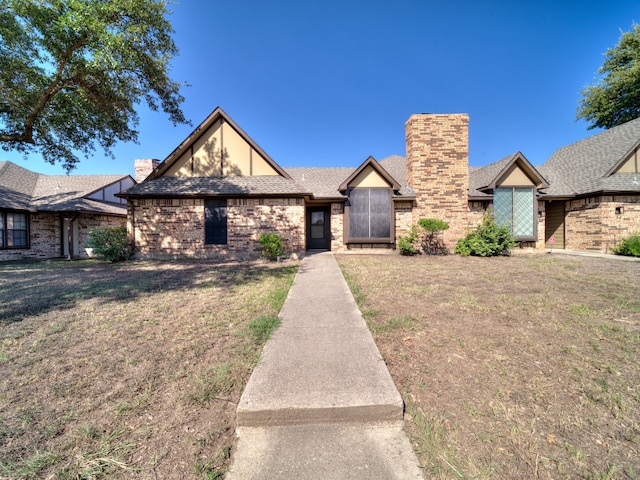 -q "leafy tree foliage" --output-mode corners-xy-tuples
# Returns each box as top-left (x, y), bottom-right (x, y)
(577, 23), (640, 129)
(0, 0), (188, 171)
